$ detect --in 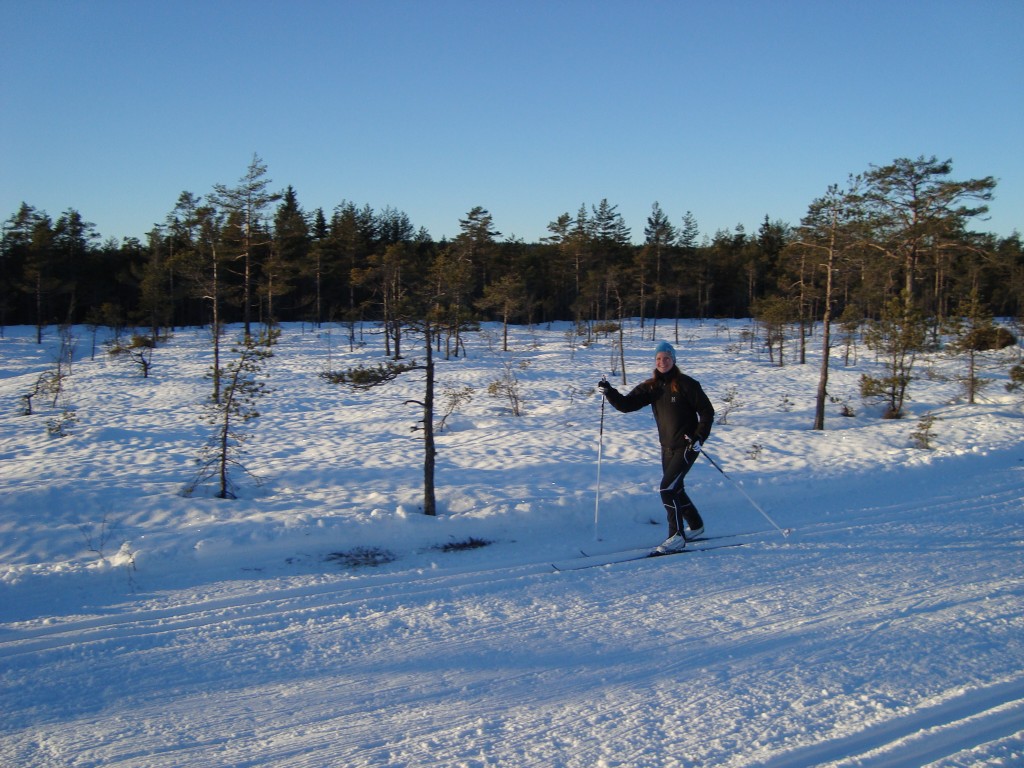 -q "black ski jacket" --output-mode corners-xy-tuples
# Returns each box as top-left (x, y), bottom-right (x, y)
(604, 367), (715, 451)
